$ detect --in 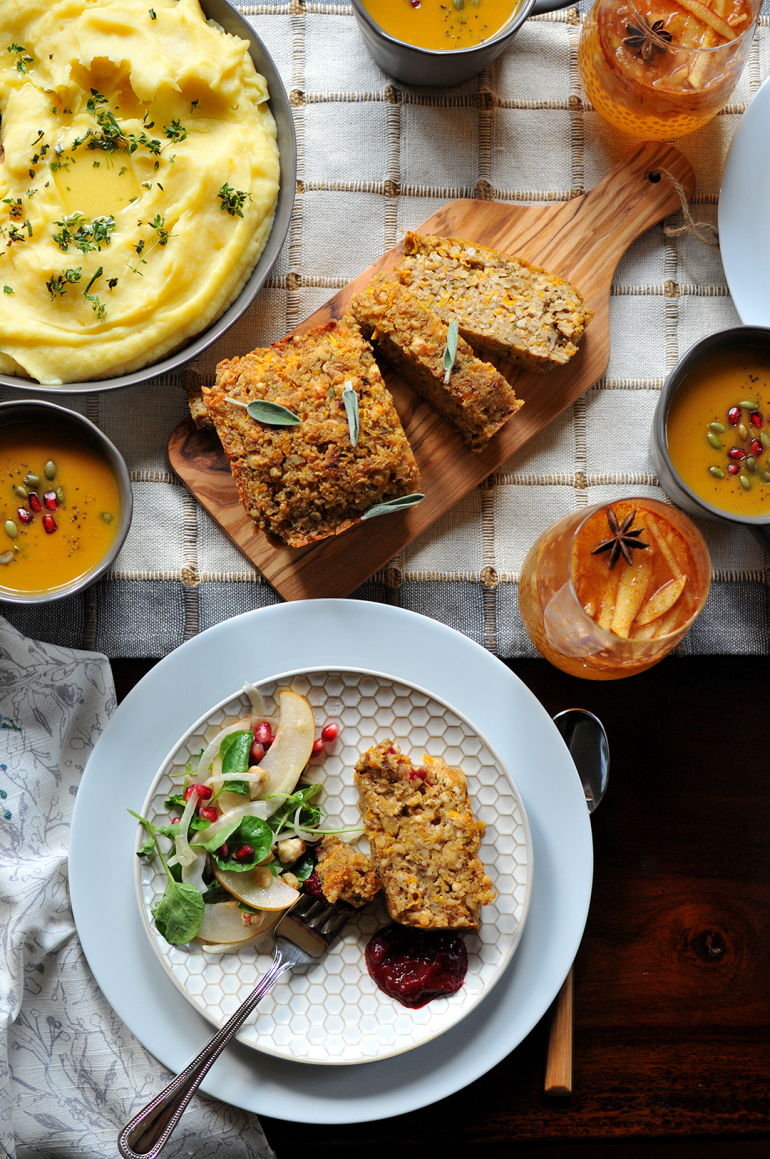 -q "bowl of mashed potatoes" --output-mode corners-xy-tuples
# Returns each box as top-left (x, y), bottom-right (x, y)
(0, 0), (295, 391)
